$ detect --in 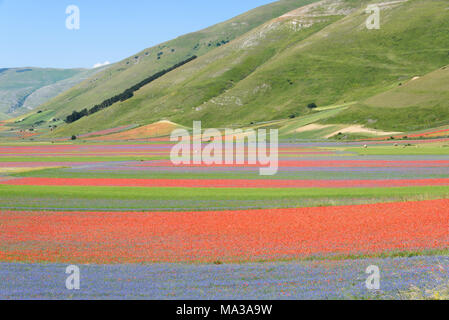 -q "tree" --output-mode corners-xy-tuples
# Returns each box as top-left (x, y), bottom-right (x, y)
(64, 56), (198, 124)
(307, 103), (318, 109)
(71, 135), (77, 141)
